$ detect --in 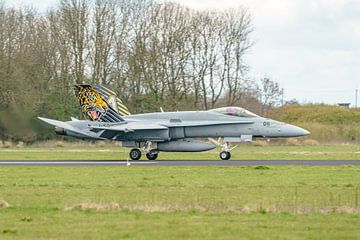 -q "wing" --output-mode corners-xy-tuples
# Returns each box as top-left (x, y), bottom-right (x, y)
(90, 122), (168, 133)
(161, 120), (254, 127)
(90, 120), (252, 132)
(89, 122), (169, 141)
